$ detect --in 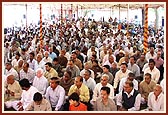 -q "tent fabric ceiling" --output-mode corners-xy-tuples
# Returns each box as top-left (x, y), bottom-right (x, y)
(75, 4), (164, 10)
(3, 3), (164, 10)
